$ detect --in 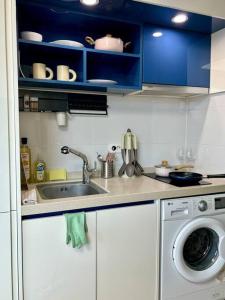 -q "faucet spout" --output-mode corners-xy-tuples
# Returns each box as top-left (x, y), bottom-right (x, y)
(61, 146), (96, 184)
